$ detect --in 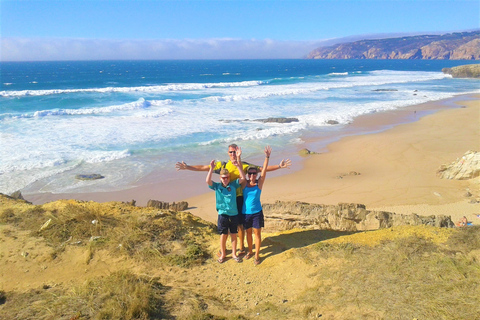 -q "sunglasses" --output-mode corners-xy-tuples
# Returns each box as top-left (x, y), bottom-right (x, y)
(220, 176), (229, 179)
(248, 172), (257, 175)
(228, 151), (236, 154)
